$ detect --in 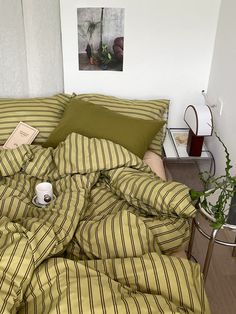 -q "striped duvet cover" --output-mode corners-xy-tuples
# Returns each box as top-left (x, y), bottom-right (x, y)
(0, 133), (210, 313)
